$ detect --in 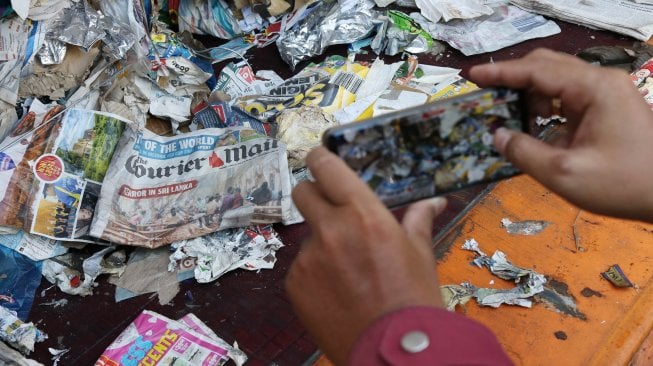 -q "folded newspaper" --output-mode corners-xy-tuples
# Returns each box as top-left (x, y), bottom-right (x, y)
(91, 126), (294, 247)
(509, 0), (653, 41)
